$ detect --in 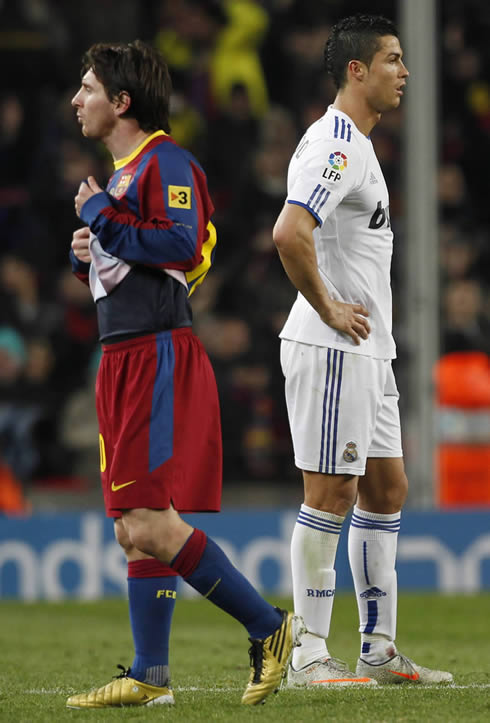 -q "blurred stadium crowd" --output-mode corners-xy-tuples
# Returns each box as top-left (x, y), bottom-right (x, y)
(0, 0), (489, 509)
